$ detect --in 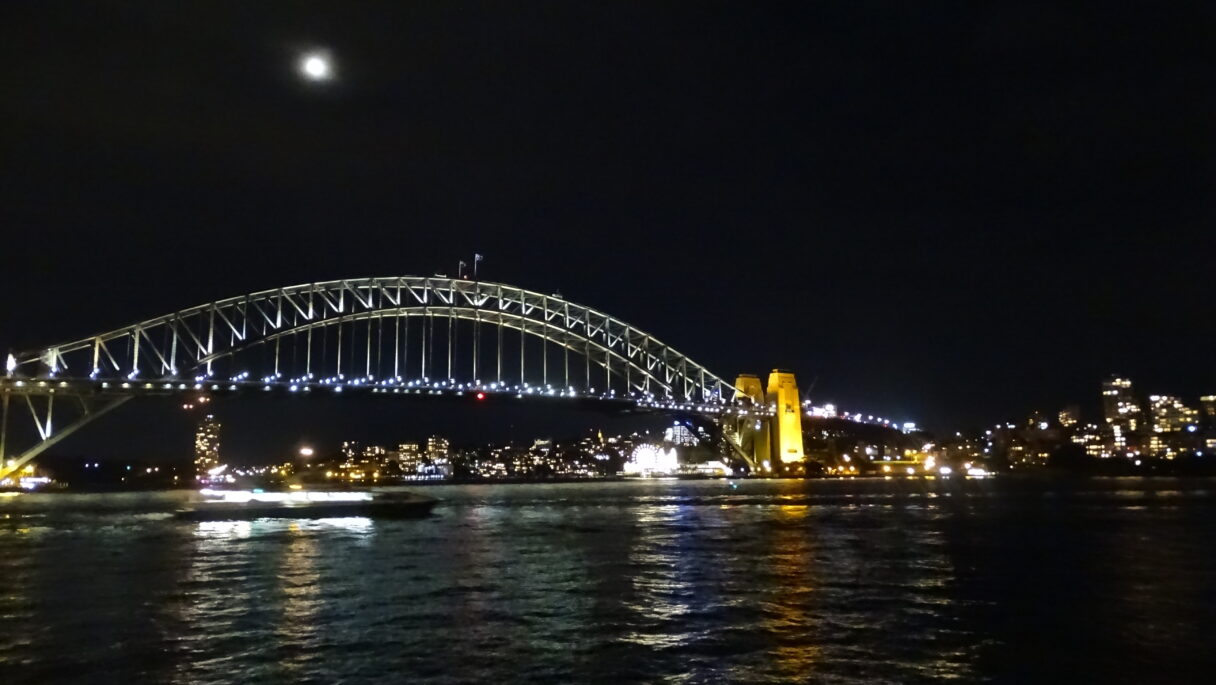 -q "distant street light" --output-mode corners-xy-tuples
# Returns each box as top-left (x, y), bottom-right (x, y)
(299, 446), (315, 458)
